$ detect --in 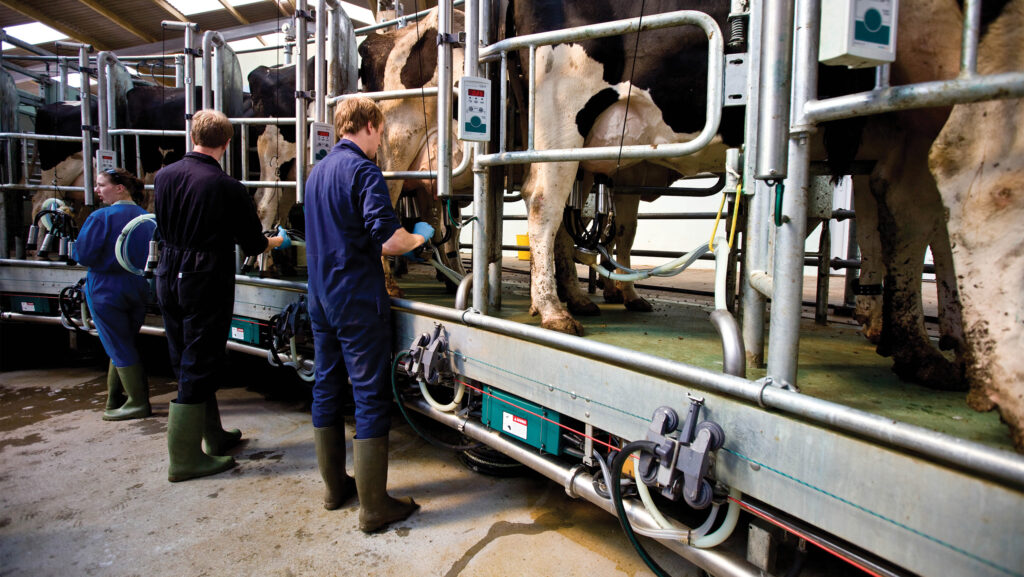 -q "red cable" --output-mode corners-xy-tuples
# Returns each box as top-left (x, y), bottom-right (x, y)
(729, 496), (884, 577)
